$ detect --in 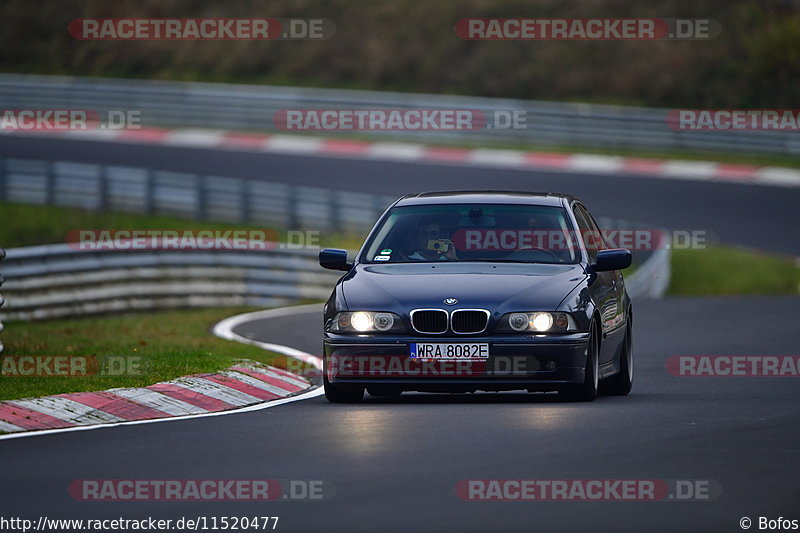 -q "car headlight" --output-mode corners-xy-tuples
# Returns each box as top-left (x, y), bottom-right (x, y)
(501, 312), (577, 333)
(328, 311), (405, 333)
